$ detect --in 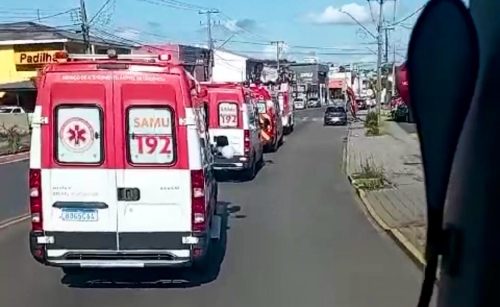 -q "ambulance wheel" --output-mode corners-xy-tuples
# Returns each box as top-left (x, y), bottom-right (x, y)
(243, 158), (256, 180)
(192, 240), (212, 273)
(192, 255), (209, 273)
(257, 152), (264, 167)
